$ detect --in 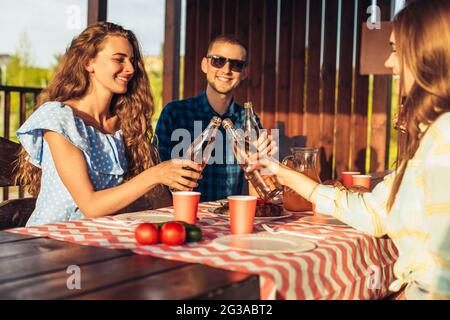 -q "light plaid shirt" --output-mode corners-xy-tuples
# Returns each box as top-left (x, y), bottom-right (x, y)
(316, 112), (450, 299)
